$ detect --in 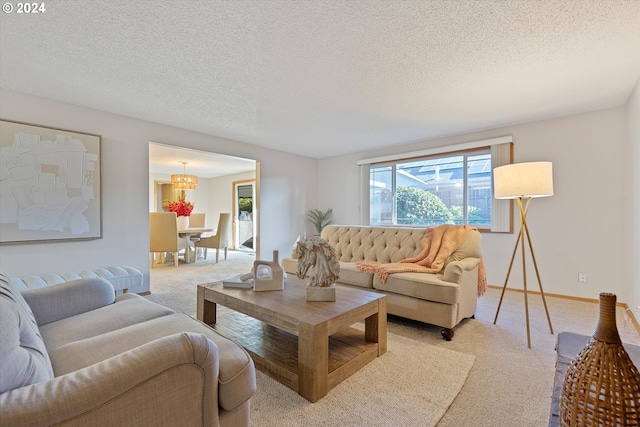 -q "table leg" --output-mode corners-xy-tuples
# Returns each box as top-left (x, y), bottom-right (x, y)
(180, 234), (197, 263)
(365, 297), (387, 355)
(191, 246), (197, 263)
(197, 287), (217, 325)
(186, 240), (196, 263)
(298, 321), (328, 402)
